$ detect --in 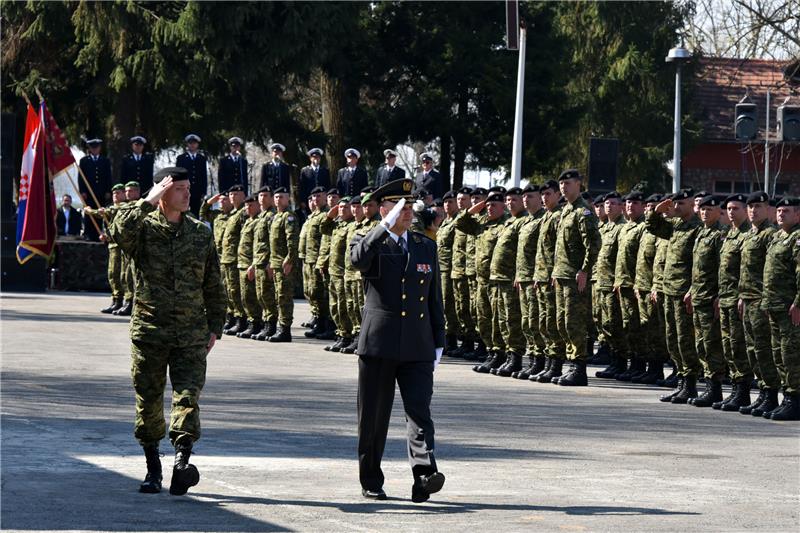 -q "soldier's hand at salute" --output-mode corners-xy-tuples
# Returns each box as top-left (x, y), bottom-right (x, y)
(327, 205), (340, 219)
(790, 303), (800, 327)
(468, 200), (486, 216)
(282, 258), (293, 275)
(655, 198), (673, 215)
(206, 193), (224, 206)
(145, 176), (173, 206)
(207, 333), (217, 353)
(576, 270), (588, 293)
